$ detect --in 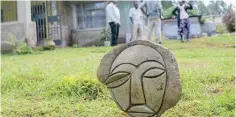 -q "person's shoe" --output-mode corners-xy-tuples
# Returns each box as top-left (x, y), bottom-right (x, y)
(158, 42), (162, 45)
(181, 40), (184, 43)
